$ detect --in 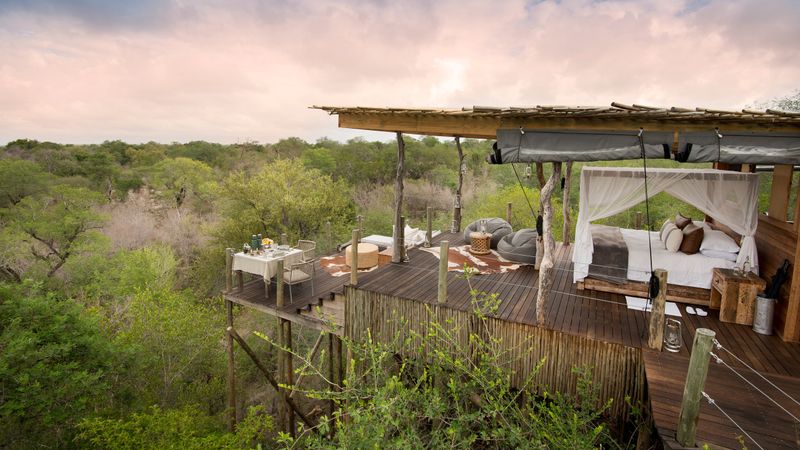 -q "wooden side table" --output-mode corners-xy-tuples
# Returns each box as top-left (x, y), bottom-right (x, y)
(709, 267), (766, 325)
(469, 232), (492, 255)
